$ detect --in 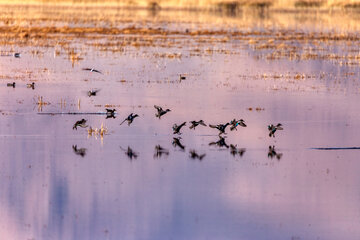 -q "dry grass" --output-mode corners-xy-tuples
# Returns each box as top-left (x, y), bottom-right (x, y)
(1, 0), (360, 10)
